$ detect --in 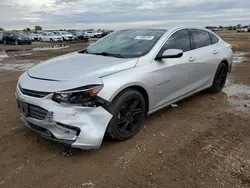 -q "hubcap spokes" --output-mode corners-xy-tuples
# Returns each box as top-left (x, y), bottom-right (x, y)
(216, 67), (227, 87)
(117, 99), (142, 134)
